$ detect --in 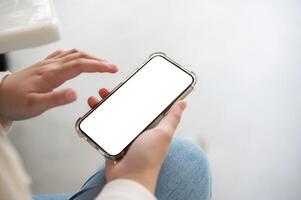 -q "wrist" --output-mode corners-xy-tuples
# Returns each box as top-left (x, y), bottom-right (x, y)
(0, 72), (11, 118)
